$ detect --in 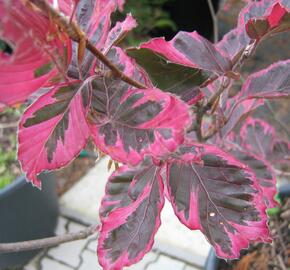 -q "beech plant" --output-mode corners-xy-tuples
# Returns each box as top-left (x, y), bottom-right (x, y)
(0, 0), (290, 269)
